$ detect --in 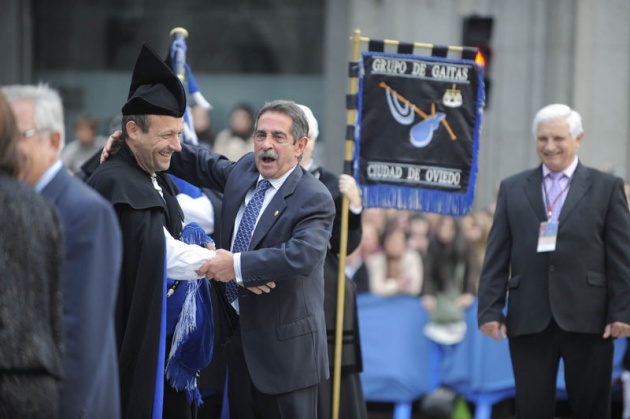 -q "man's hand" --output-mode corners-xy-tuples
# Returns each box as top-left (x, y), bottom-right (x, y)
(196, 249), (235, 282)
(197, 249), (276, 296)
(100, 130), (123, 163)
(339, 174), (362, 209)
(480, 321), (507, 342)
(246, 282), (276, 295)
(603, 321), (630, 338)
